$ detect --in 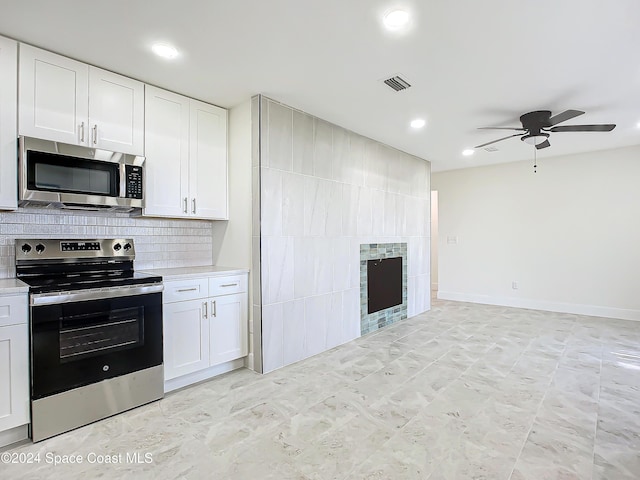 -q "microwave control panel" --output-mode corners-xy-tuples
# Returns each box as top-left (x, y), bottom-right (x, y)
(124, 165), (143, 199)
